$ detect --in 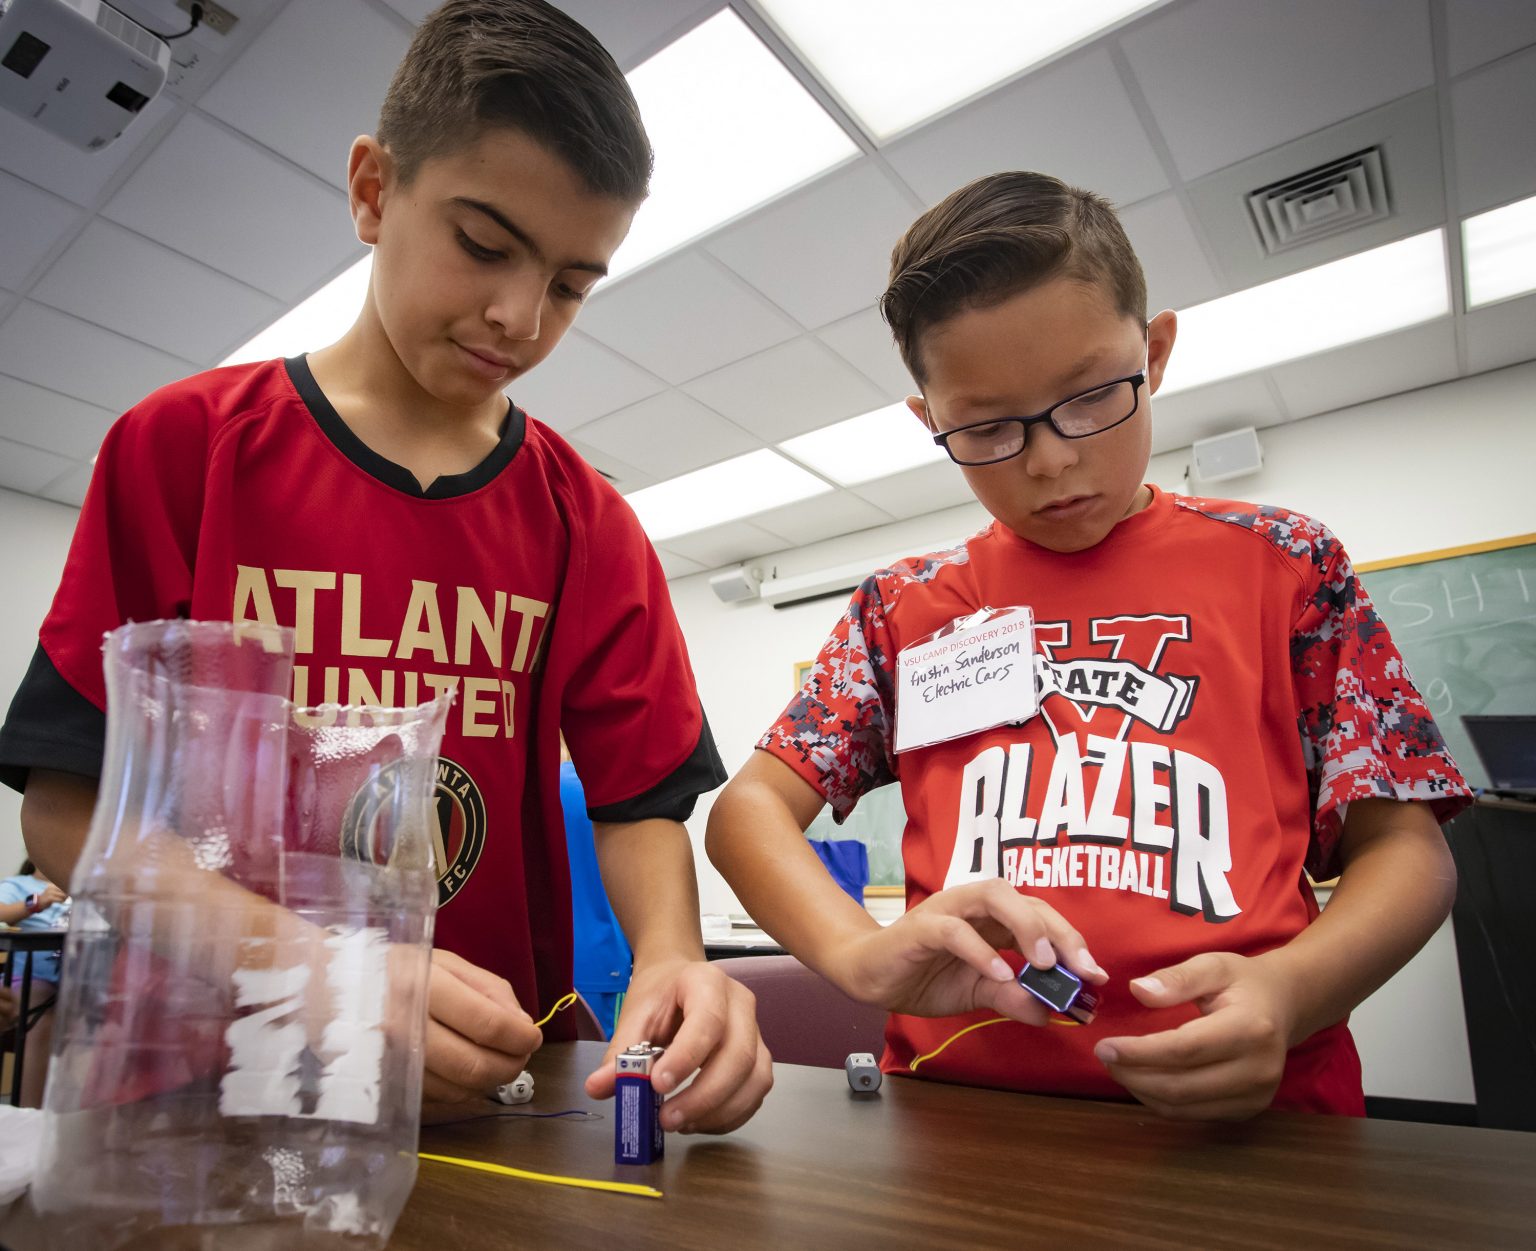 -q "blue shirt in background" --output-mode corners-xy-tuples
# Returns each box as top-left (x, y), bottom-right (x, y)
(0, 874), (65, 985)
(561, 761), (631, 1036)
